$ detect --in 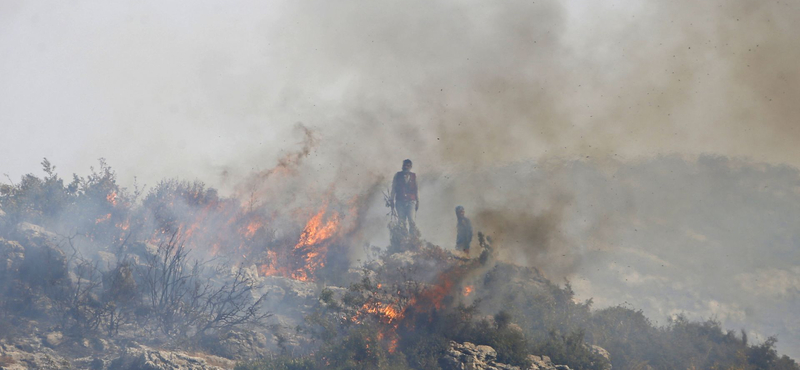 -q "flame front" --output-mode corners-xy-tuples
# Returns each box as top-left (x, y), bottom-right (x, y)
(359, 301), (403, 325)
(290, 207), (340, 281)
(258, 205), (341, 282)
